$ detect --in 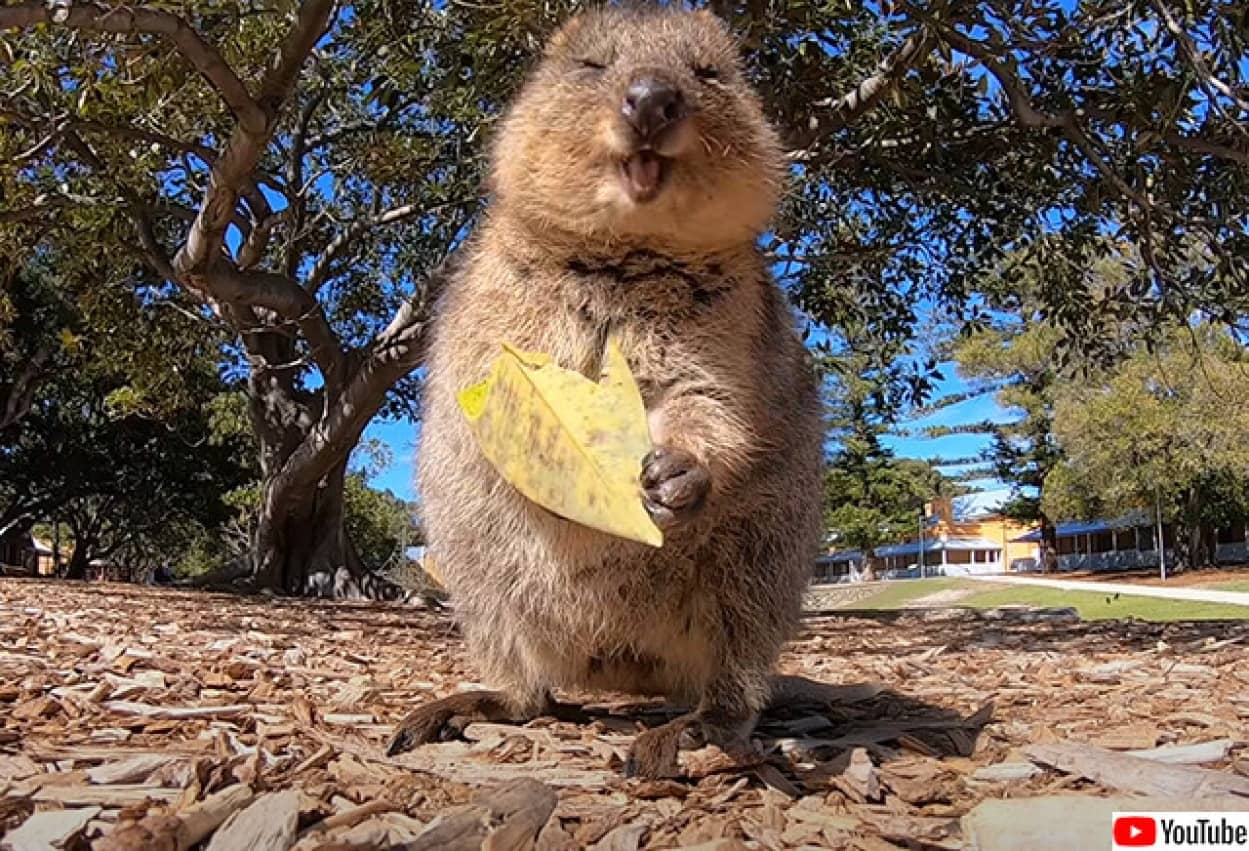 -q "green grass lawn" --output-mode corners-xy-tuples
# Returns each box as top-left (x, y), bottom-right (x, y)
(846, 577), (1249, 622)
(959, 585), (1249, 621)
(1209, 580), (1249, 593)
